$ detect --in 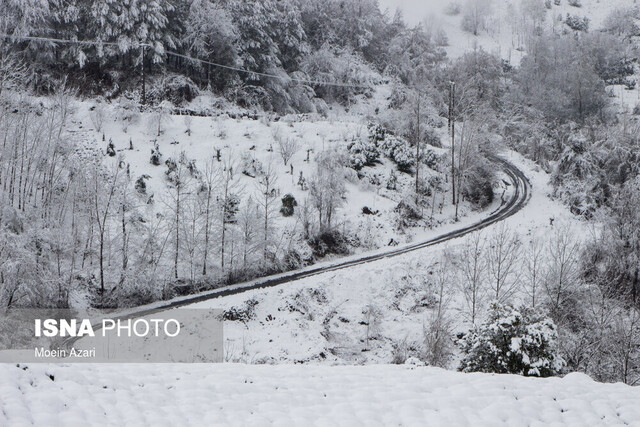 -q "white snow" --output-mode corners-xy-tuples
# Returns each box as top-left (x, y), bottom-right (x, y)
(1, 363), (638, 426)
